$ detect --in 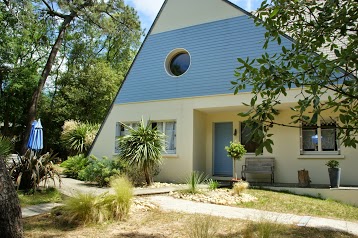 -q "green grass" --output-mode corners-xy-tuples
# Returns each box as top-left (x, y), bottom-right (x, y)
(18, 188), (62, 207)
(239, 188), (358, 221)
